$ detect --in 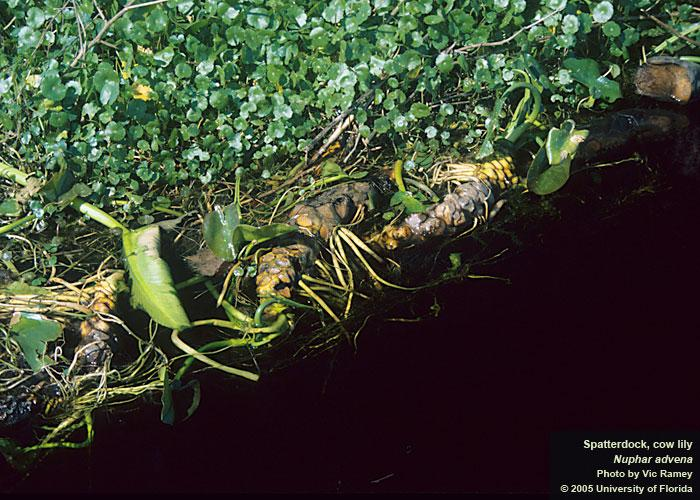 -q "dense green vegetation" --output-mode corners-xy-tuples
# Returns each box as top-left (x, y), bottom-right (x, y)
(0, 0), (696, 227)
(0, 0), (697, 464)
